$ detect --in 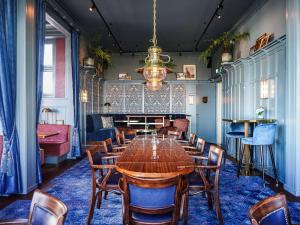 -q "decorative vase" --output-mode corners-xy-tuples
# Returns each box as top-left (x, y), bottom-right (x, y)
(256, 107), (265, 119)
(221, 52), (233, 63)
